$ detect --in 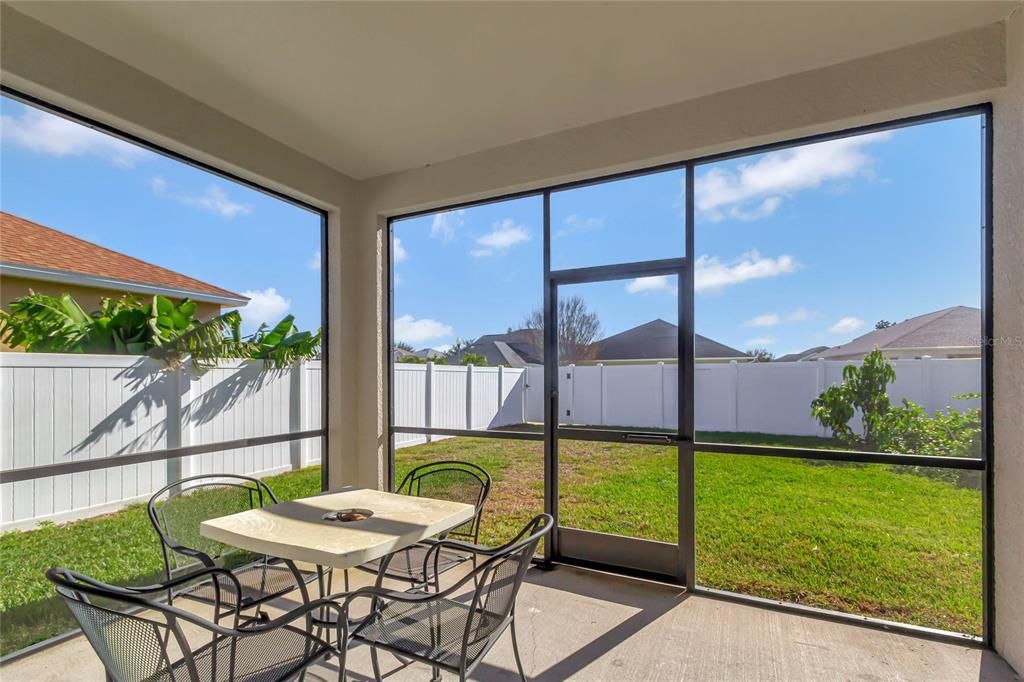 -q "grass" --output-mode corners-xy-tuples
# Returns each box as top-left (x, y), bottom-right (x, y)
(0, 466), (322, 655)
(0, 432), (982, 655)
(397, 433), (982, 635)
